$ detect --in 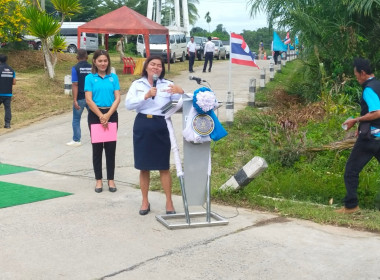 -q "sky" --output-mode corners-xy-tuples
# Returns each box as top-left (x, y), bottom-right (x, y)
(192, 0), (268, 34)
